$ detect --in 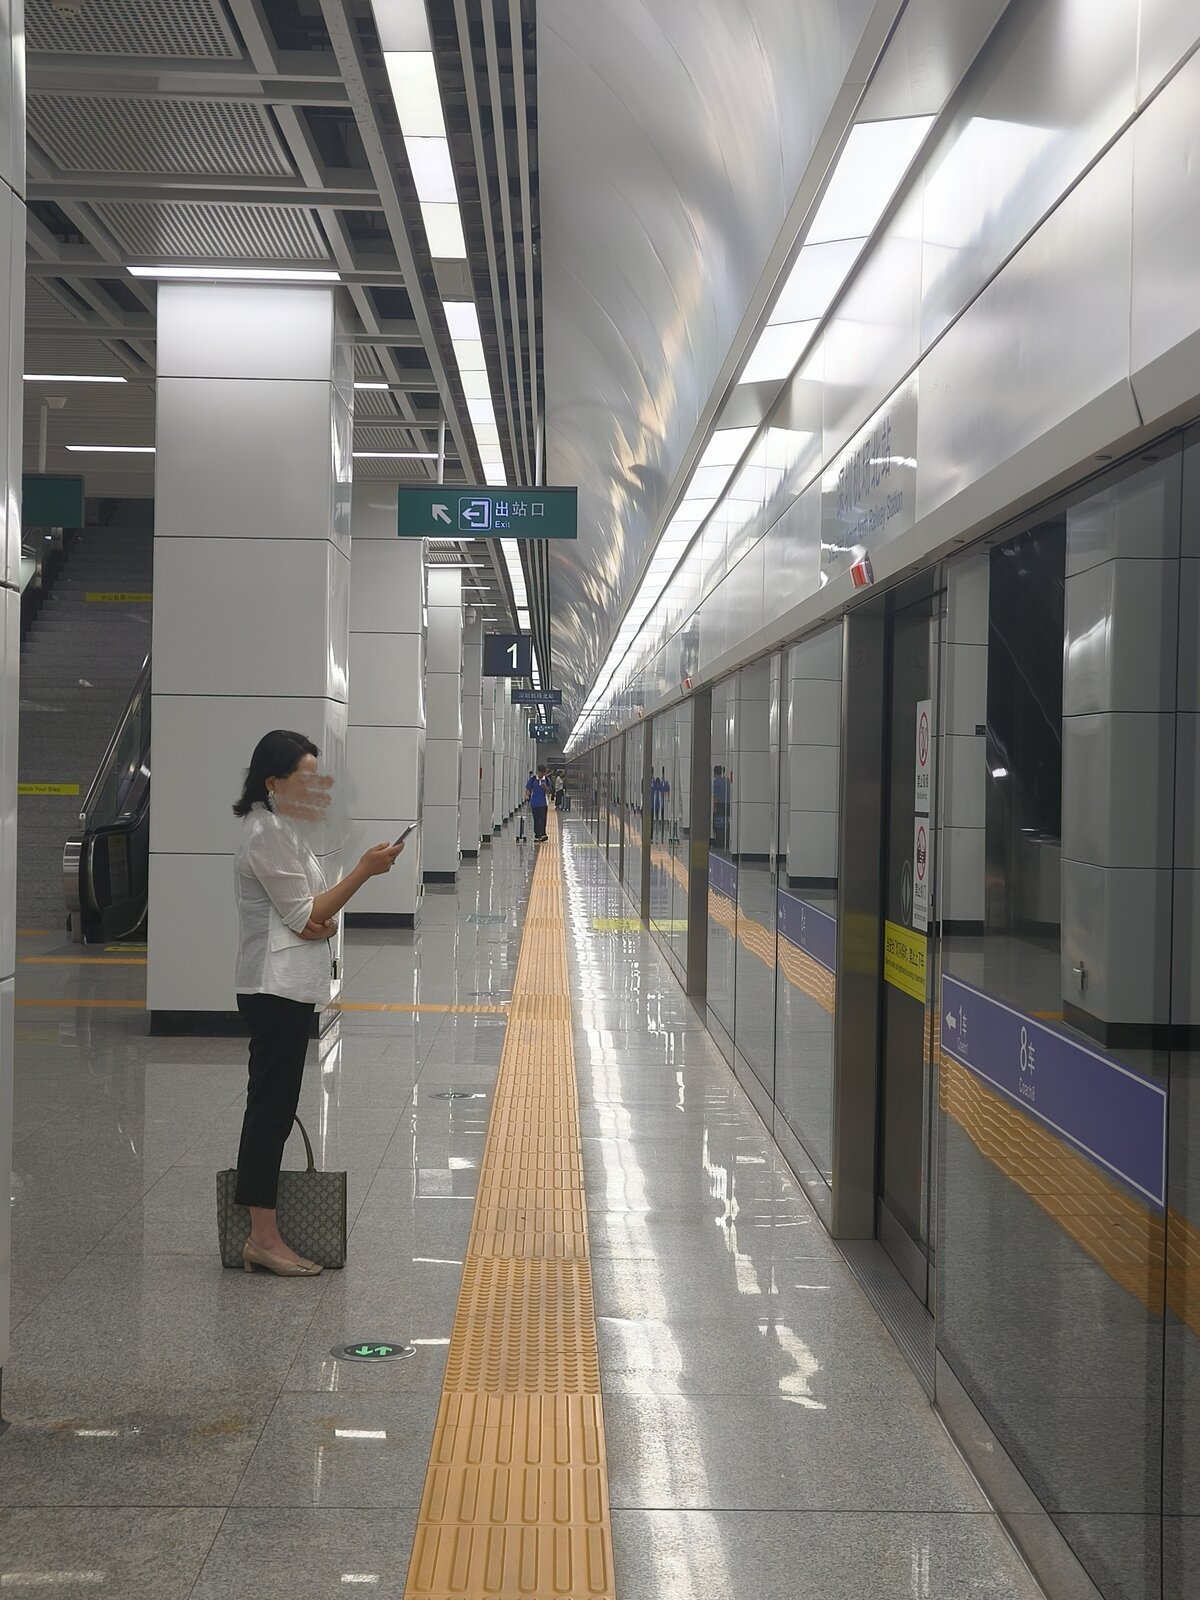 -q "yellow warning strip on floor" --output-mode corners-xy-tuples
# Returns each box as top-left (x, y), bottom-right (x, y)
(404, 816), (616, 1600)
(21, 956), (147, 966)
